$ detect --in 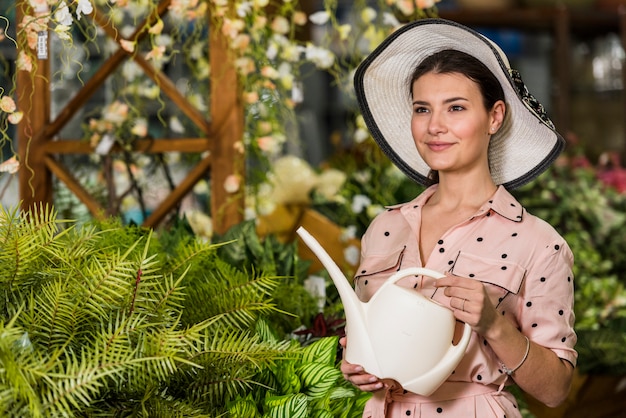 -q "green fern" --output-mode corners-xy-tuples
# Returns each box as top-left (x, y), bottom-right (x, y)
(0, 205), (315, 416)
